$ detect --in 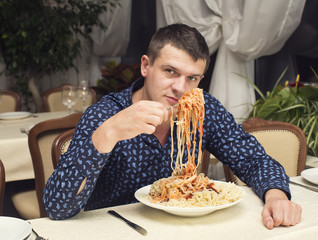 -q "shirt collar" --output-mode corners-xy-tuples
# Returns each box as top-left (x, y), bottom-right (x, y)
(126, 77), (144, 107)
